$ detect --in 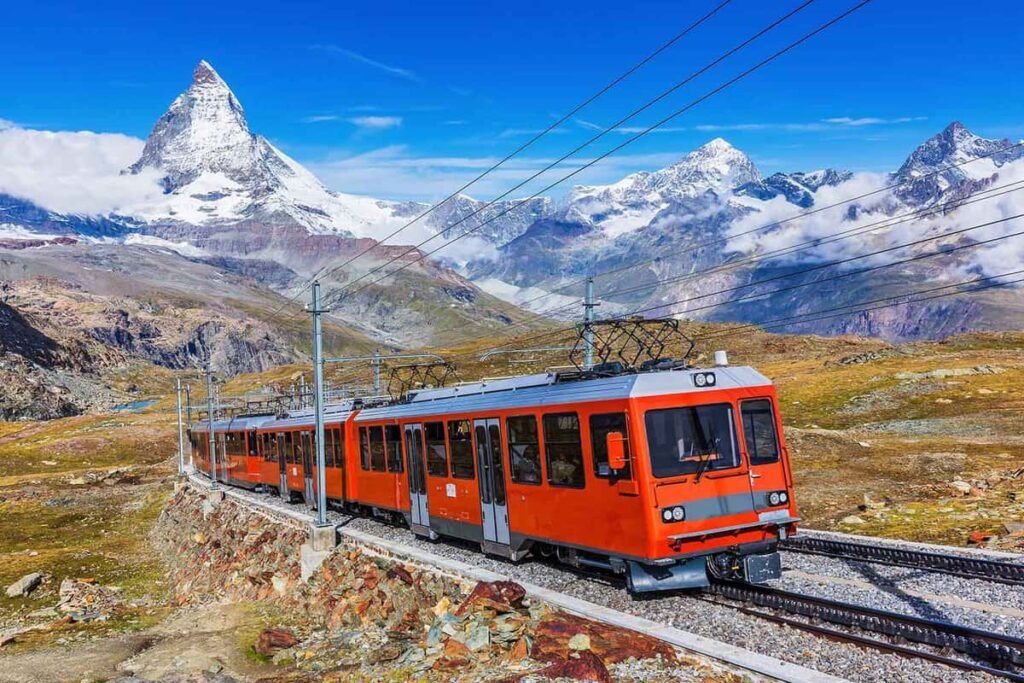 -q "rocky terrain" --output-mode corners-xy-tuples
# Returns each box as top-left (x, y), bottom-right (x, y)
(0, 325), (1020, 681)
